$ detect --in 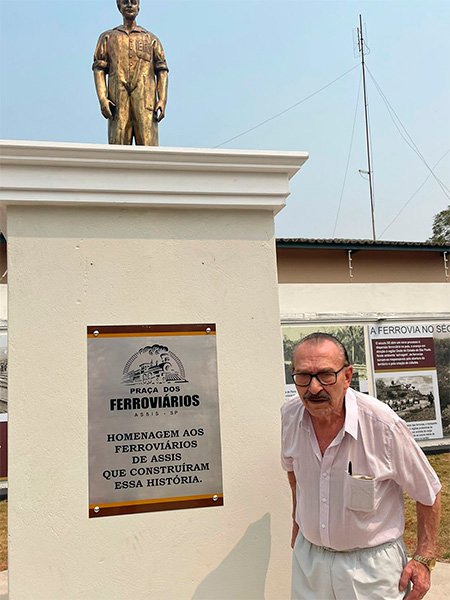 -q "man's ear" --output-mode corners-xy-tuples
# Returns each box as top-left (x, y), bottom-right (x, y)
(344, 365), (353, 388)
